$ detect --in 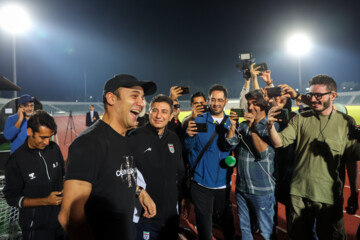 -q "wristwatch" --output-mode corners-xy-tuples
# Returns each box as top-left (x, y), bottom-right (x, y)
(135, 186), (144, 198)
